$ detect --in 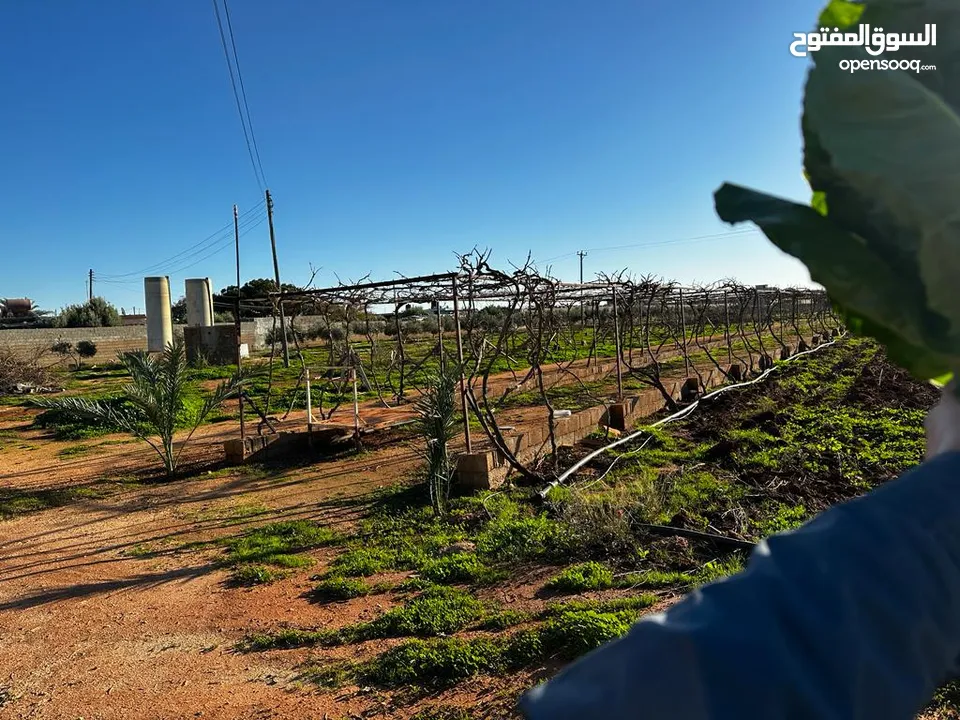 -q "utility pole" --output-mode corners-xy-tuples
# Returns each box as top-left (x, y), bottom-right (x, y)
(88, 269), (94, 302)
(577, 250), (587, 328)
(265, 189), (290, 367)
(234, 205), (245, 443)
